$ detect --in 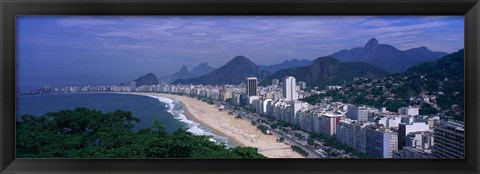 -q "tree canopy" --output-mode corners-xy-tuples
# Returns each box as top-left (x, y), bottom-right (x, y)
(16, 107), (266, 158)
